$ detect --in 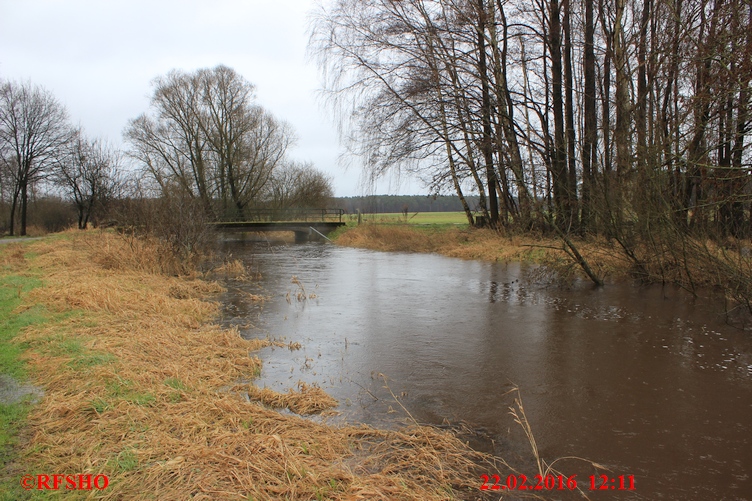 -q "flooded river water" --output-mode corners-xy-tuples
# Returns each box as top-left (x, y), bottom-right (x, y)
(219, 240), (752, 500)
